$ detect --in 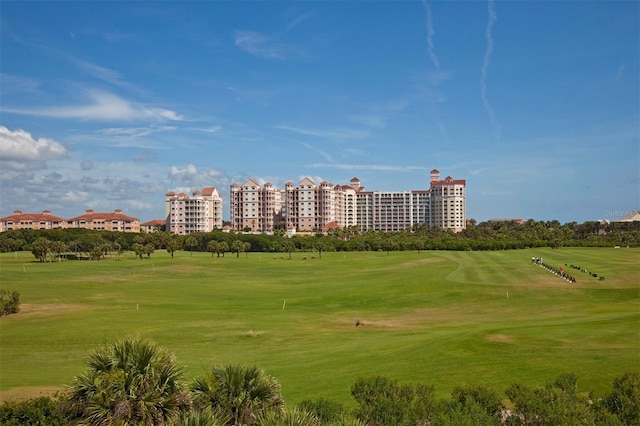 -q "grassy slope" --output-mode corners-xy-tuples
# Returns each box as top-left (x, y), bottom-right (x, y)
(0, 247), (638, 405)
